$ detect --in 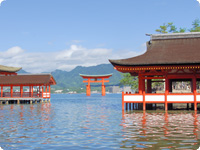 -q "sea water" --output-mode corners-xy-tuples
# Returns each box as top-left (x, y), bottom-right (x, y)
(0, 94), (200, 150)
